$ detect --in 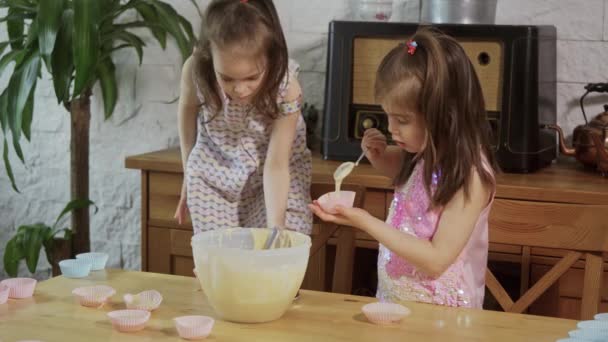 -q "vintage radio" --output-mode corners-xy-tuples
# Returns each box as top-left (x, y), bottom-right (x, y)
(321, 21), (557, 173)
